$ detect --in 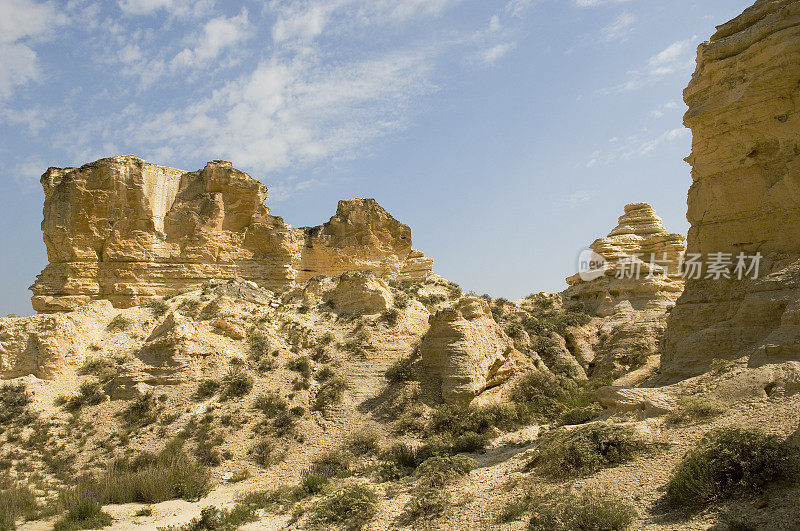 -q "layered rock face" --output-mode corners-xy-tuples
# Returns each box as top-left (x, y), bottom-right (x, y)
(30, 156), (432, 312)
(564, 203), (686, 374)
(420, 297), (526, 404)
(661, 0), (800, 380)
